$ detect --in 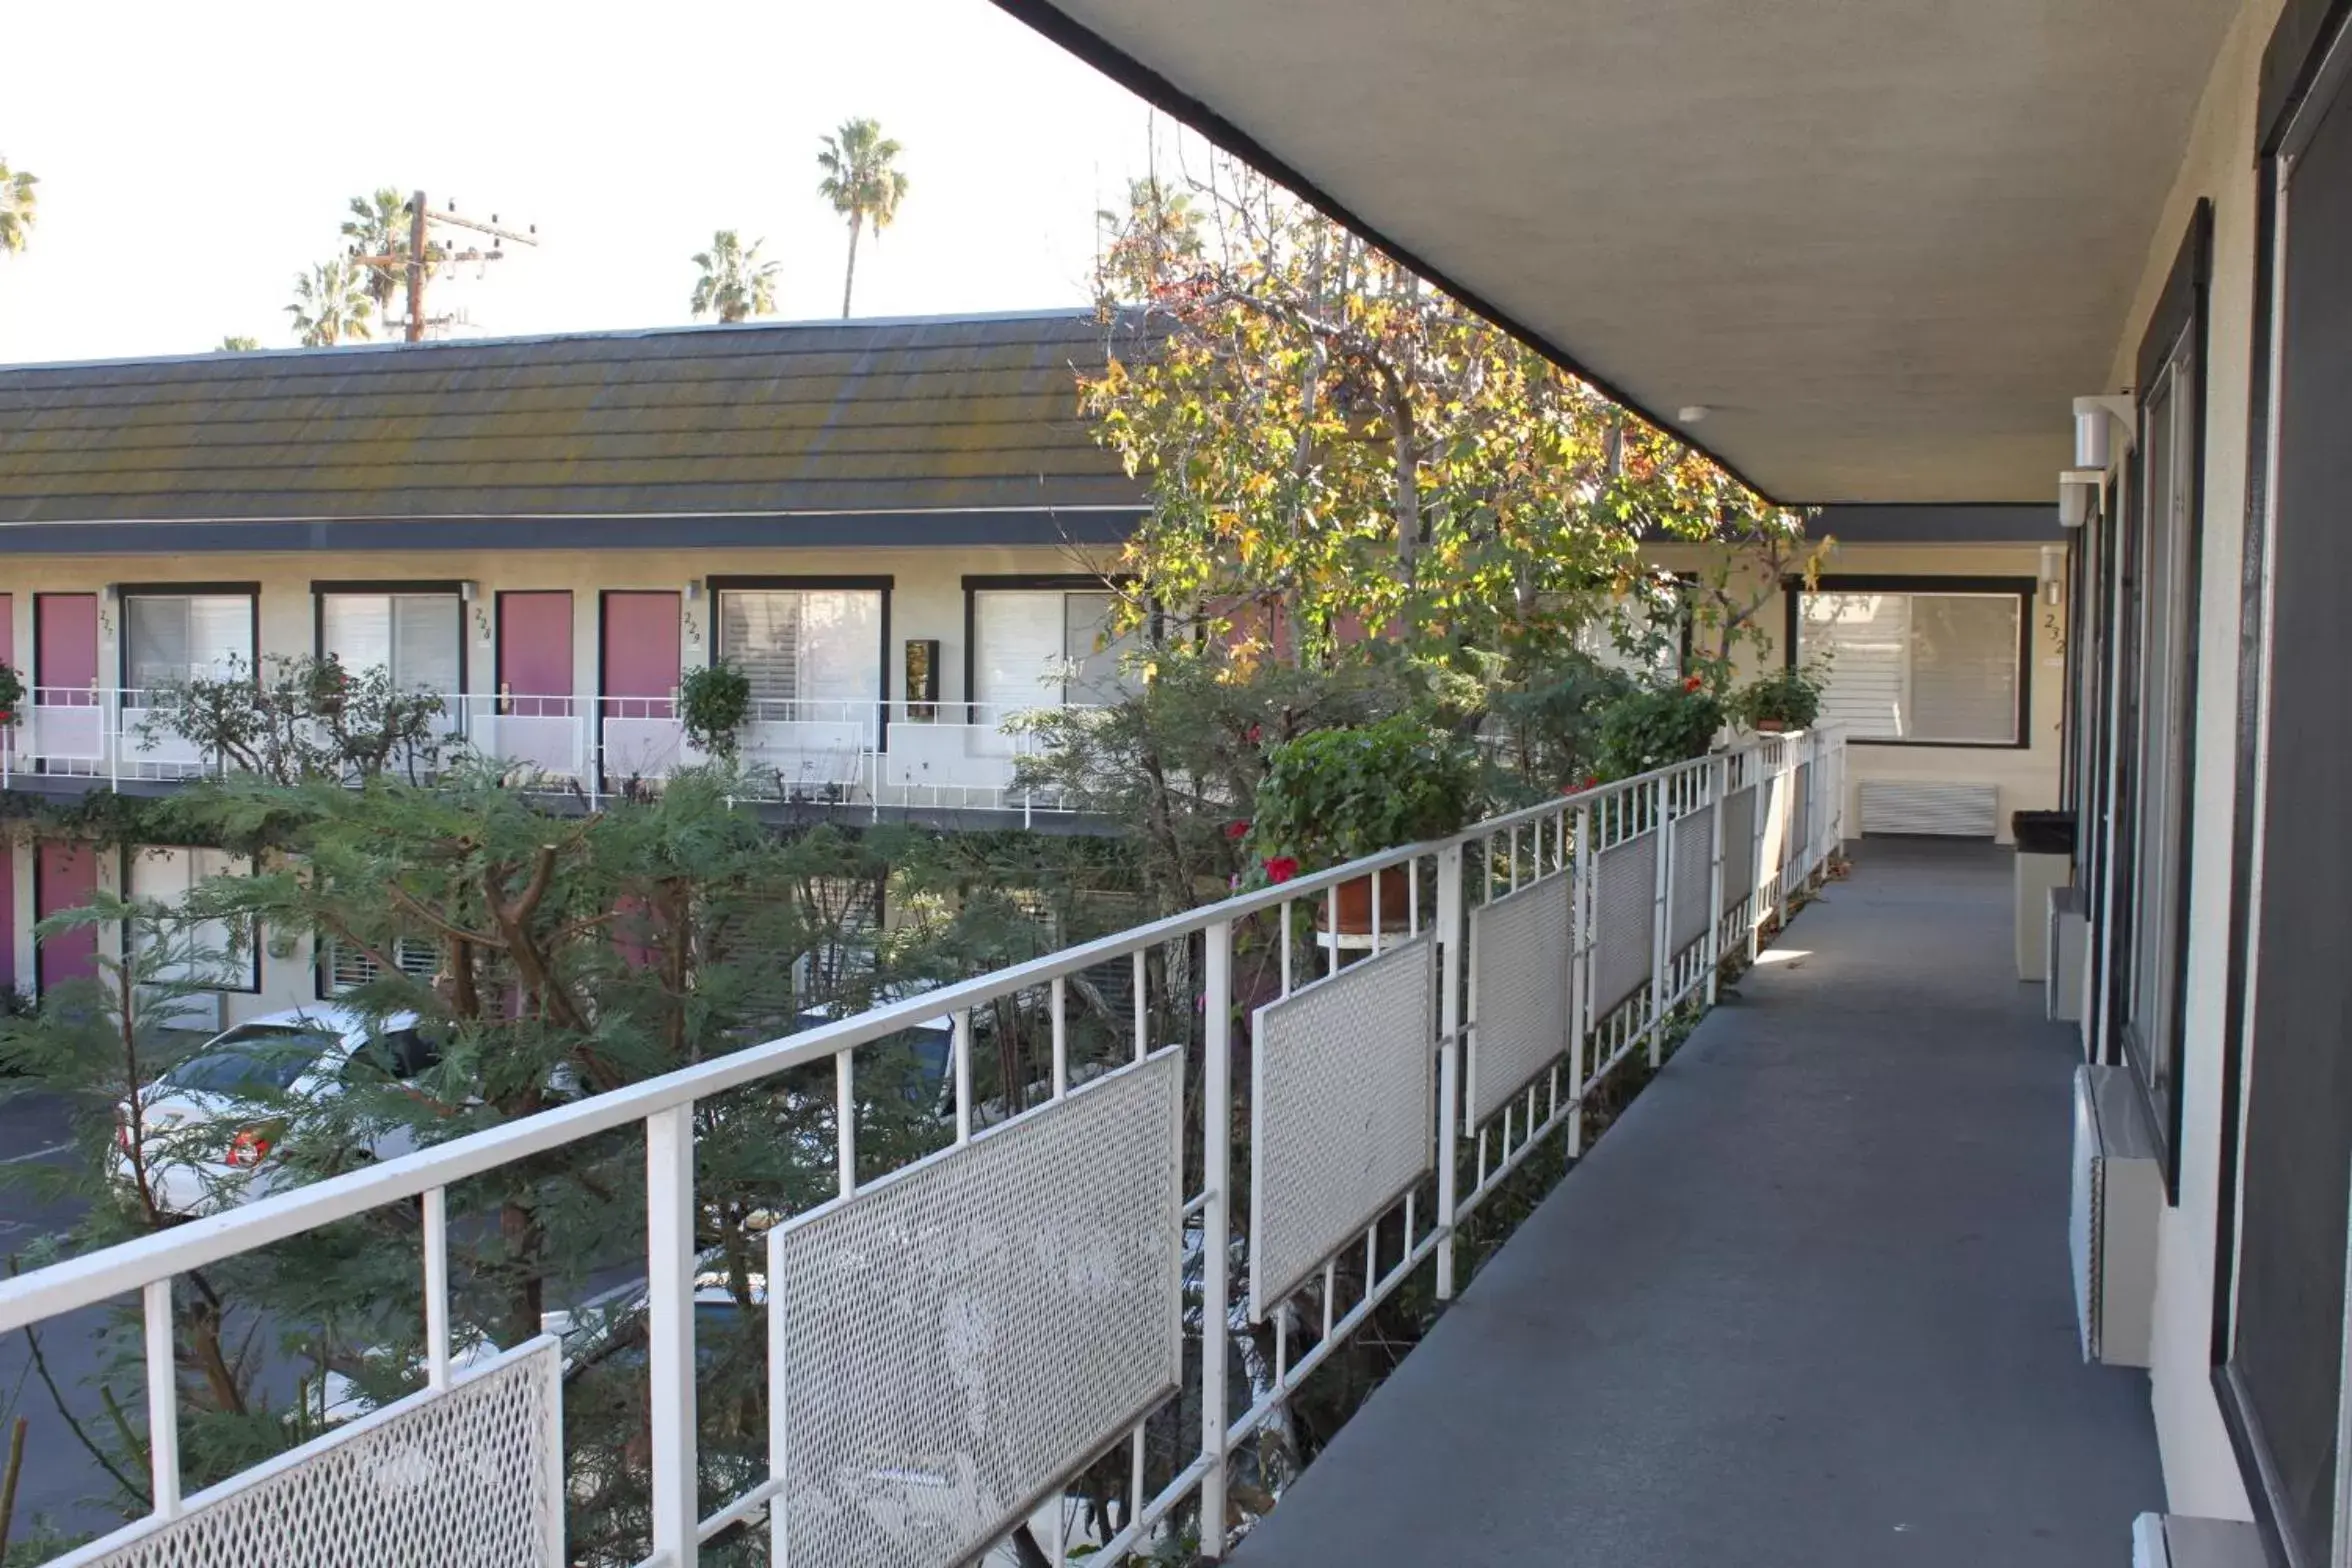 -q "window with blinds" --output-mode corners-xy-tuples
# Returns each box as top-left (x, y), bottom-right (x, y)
(123, 595), (253, 692)
(716, 590), (882, 708)
(323, 938), (439, 995)
(1796, 589), (2022, 744)
(319, 593), (462, 693)
(974, 589), (1140, 712)
(128, 846), (258, 991)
